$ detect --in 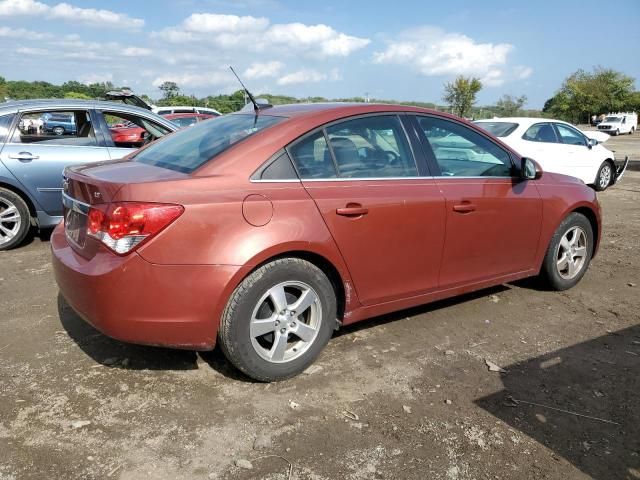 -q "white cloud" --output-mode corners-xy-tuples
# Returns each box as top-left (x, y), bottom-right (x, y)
(79, 73), (113, 85)
(277, 69), (332, 86)
(152, 71), (233, 89)
(0, 26), (50, 40)
(16, 46), (48, 56)
(373, 27), (513, 84)
(244, 61), (285, 79)
(514, 65), (533, 80)
(0, 0), (144, 29)
(153, 14), (369, 58)
(122, 47), (153, 57)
